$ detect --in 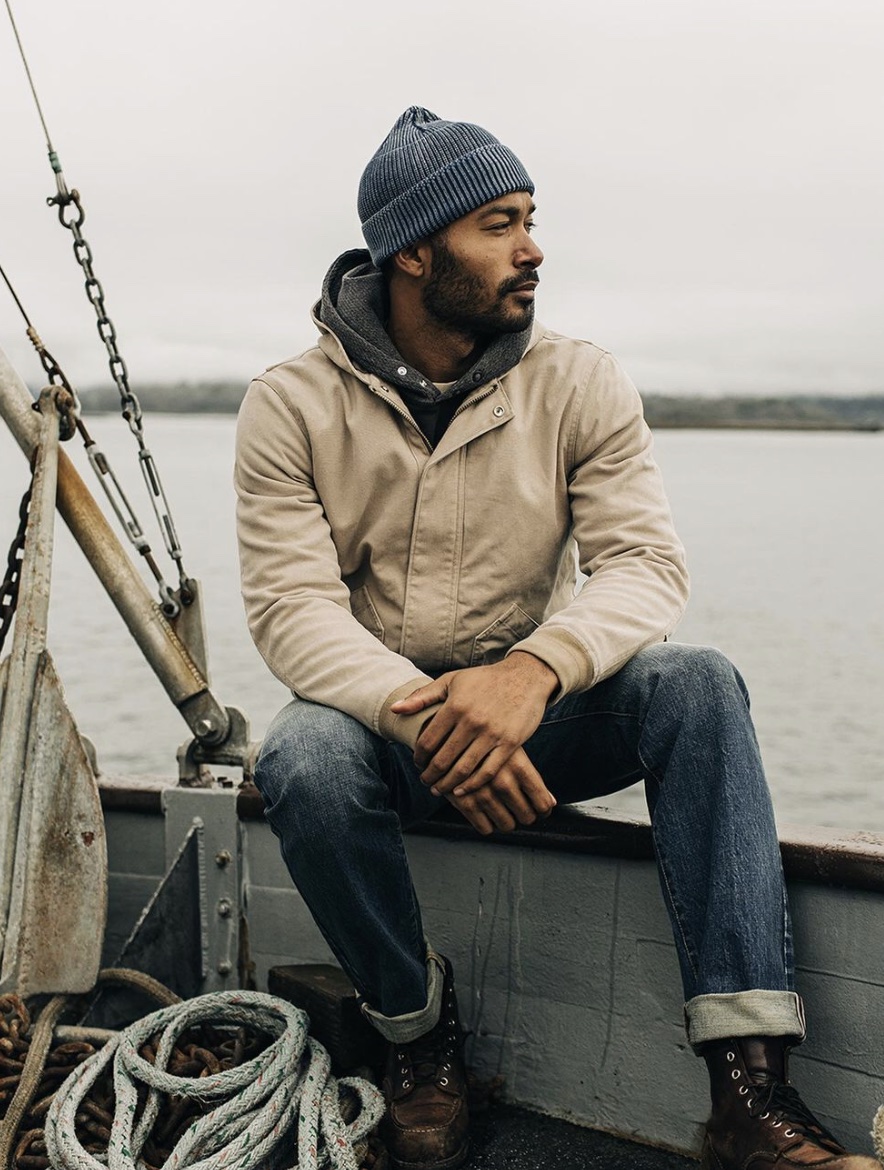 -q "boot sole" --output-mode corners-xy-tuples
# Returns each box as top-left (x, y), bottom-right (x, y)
(388, 1139), (470, 1170)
